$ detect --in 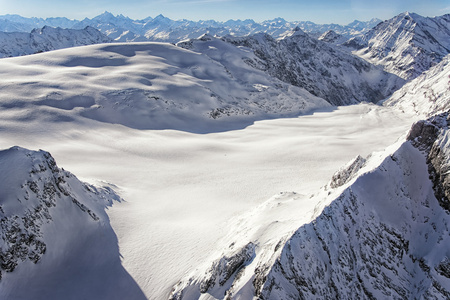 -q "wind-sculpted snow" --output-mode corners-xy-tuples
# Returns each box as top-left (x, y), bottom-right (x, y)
(0, 26), (111, 58)
(349, 12), (450, 80)
(170, 113), (450, 299)
(215, 30), (404, 106)
(0, 146), (145, 300)
(0, 42), (329, 133)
